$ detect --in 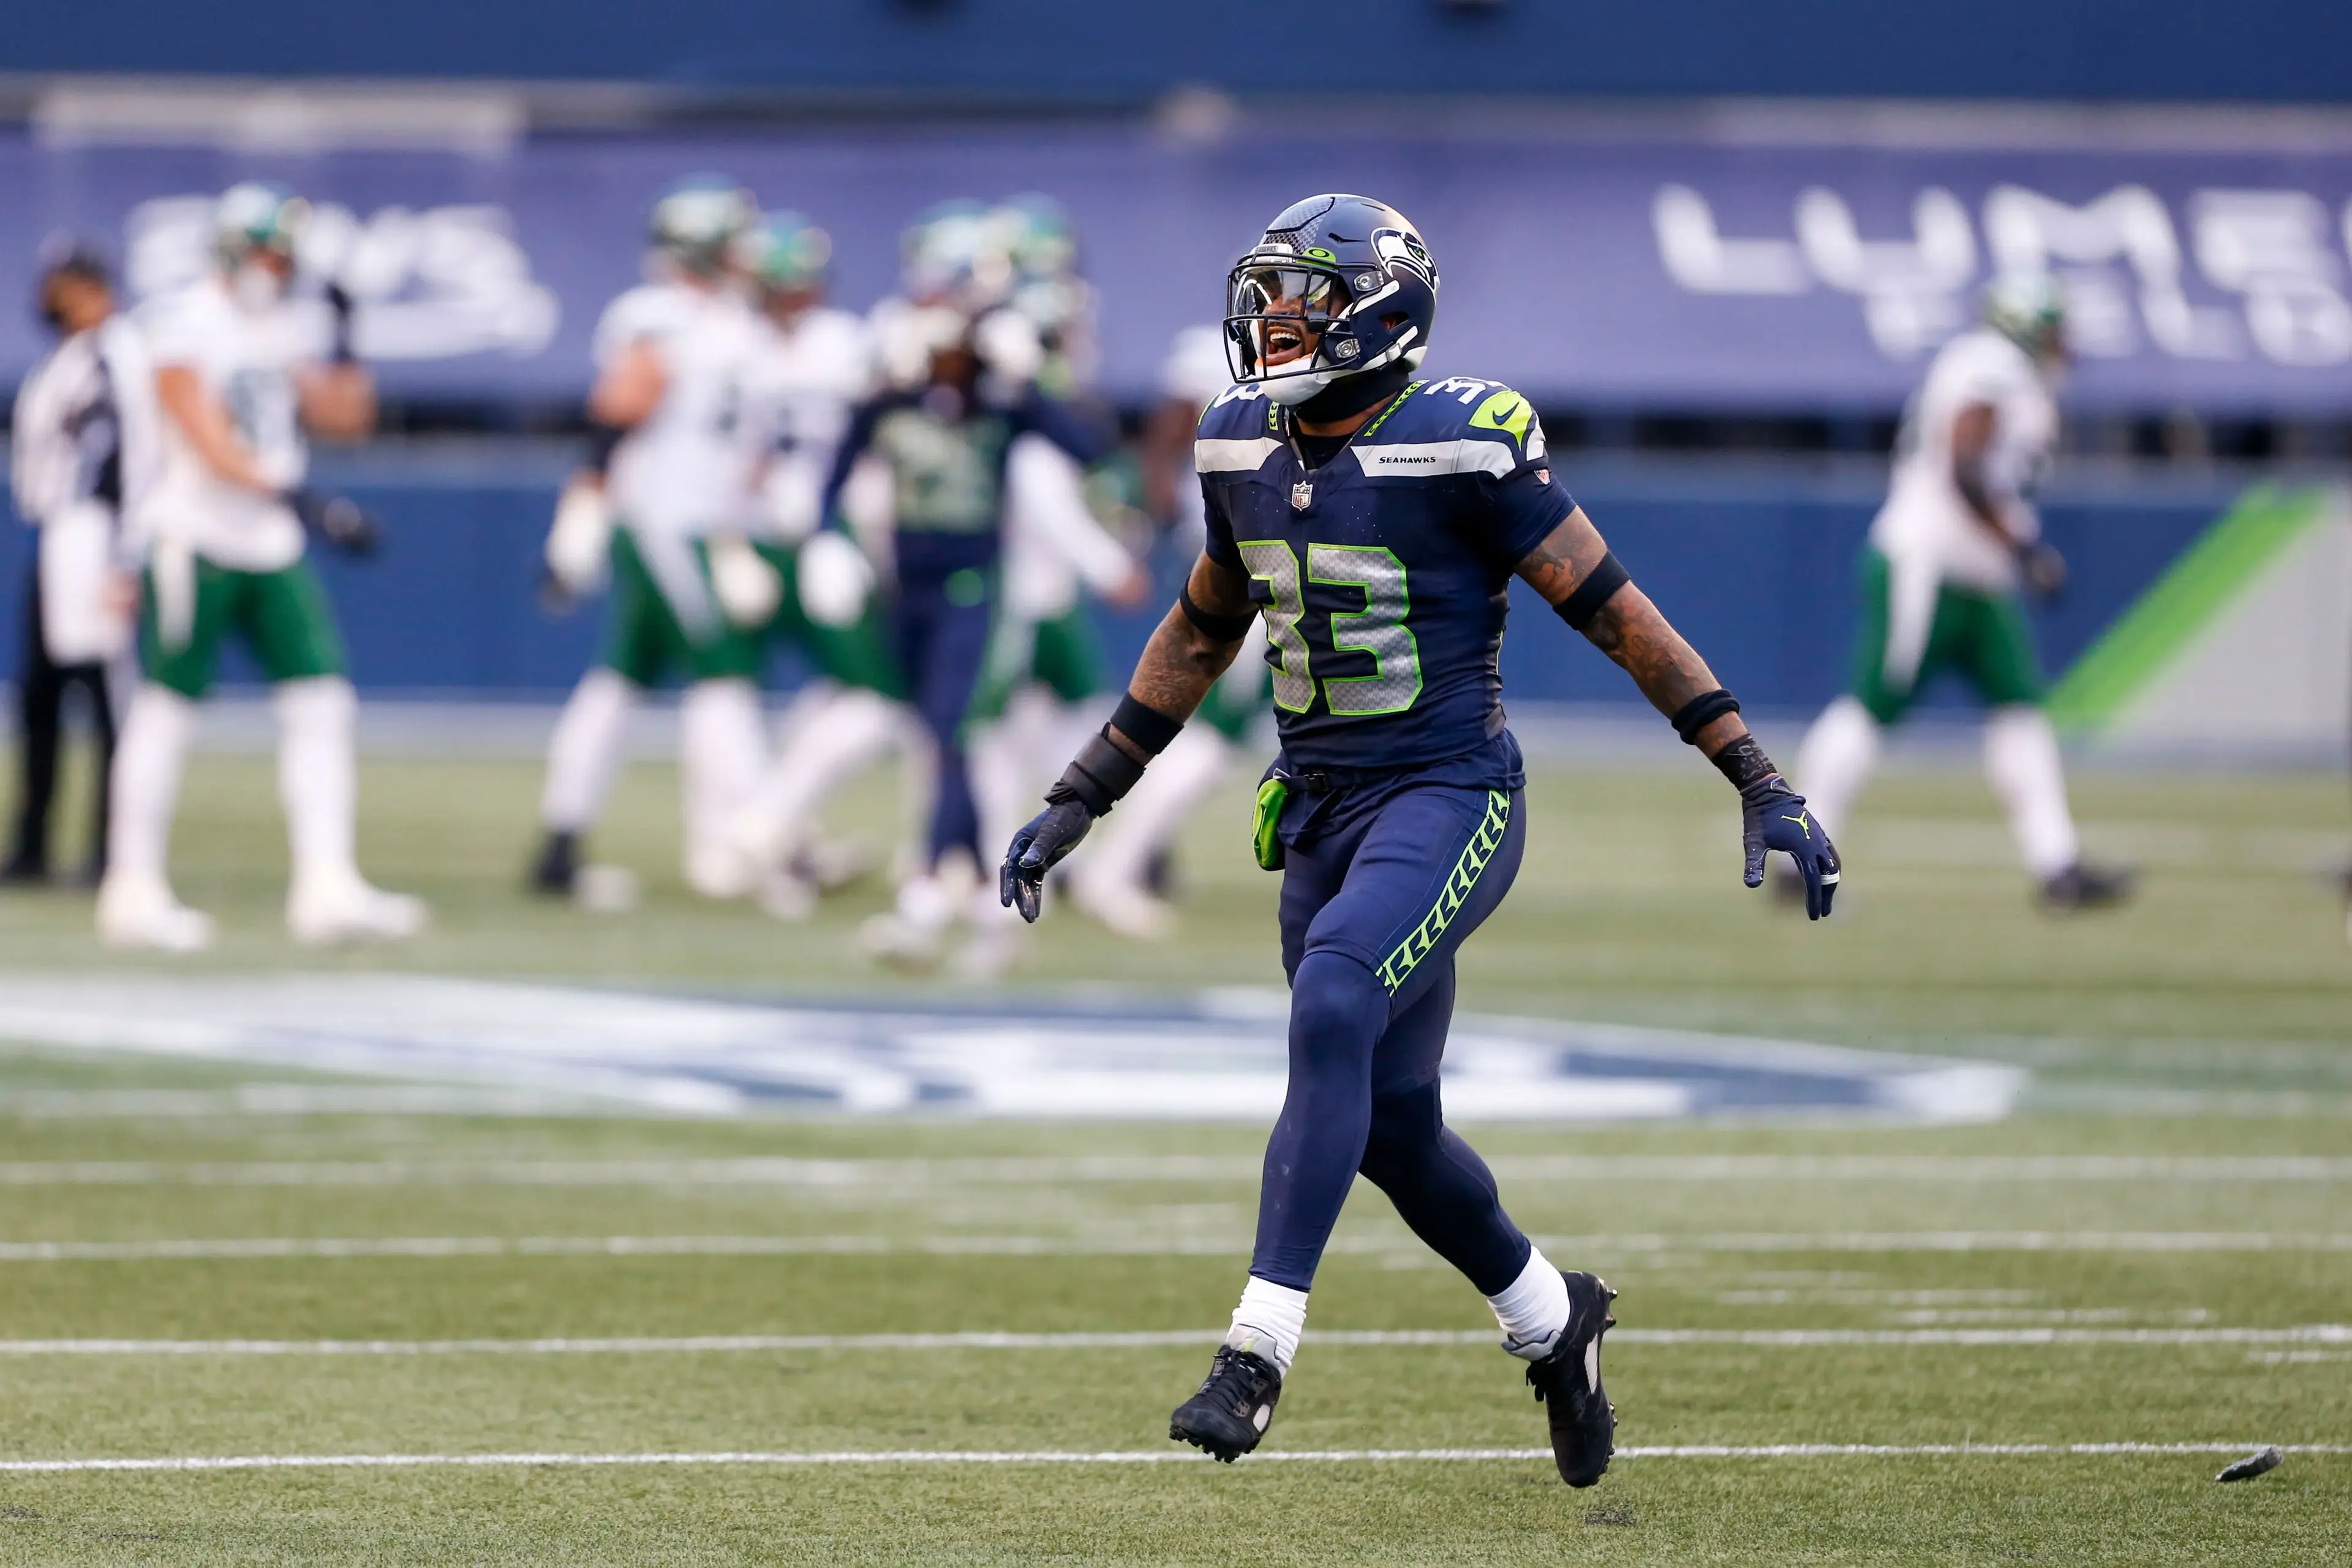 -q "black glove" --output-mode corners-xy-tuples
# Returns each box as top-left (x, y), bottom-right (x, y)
(1743, 774), (1841, 920)
(288, 489), (382, 557)
(1000, 796), (1097, 923)
(1000, 726), (1153, 923)
(325, 281), (358, 364)
(2019, 540), (2067, 600)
